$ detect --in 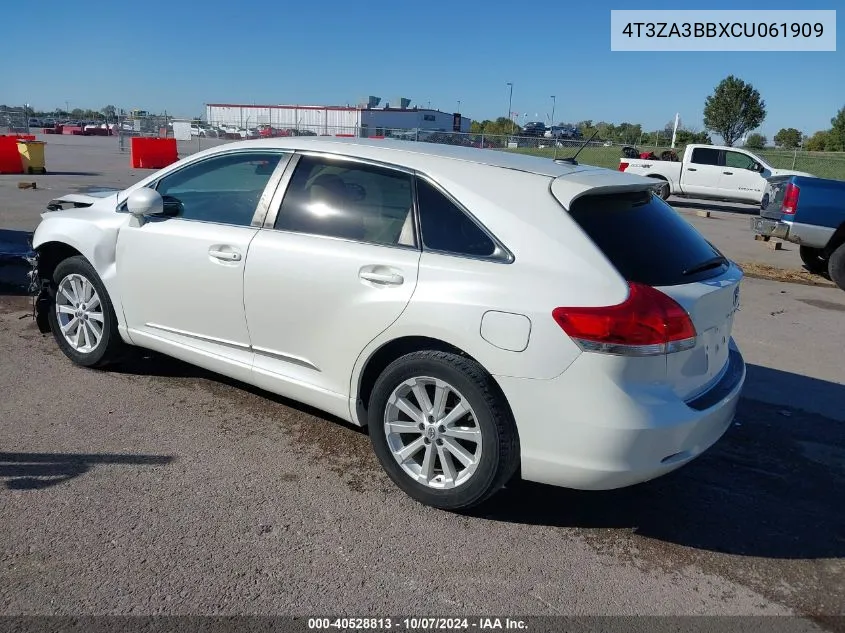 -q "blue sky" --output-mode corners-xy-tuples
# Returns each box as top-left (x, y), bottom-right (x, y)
(2, 0), (841, 137)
